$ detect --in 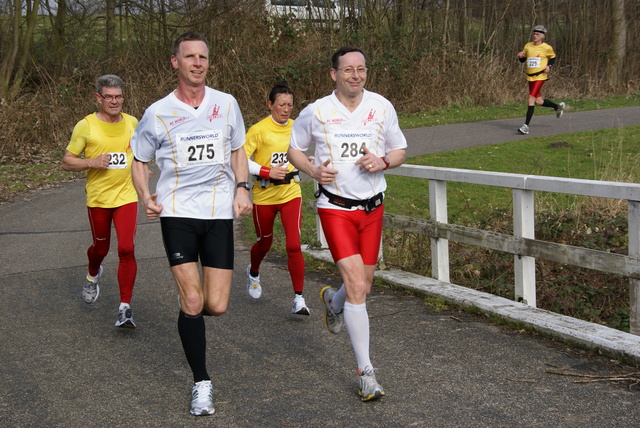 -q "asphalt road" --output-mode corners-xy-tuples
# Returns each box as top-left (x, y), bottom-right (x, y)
(402, 105), (640, 157)
(1, 106), (640, 427)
